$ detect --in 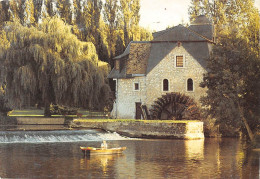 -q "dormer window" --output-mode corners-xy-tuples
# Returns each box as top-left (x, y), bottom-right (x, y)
(176, 55), (184, 67)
